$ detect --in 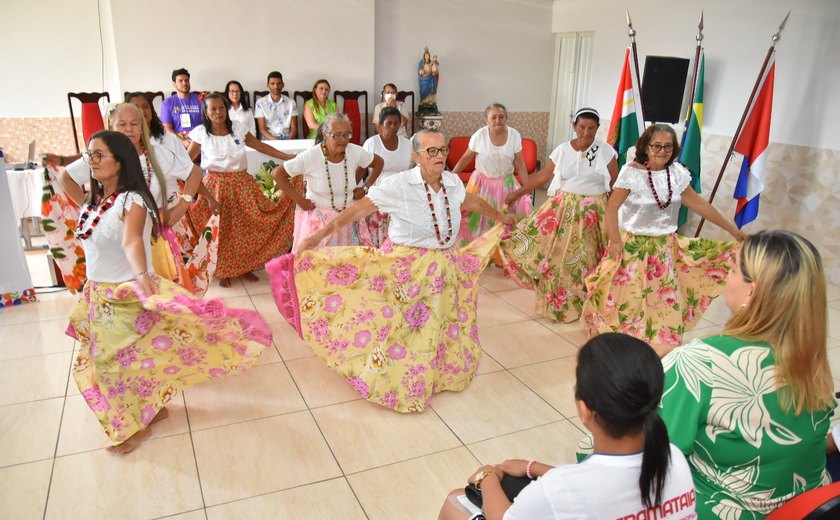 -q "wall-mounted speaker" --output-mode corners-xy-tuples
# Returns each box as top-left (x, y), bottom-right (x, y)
(641, 56), (690, 123)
